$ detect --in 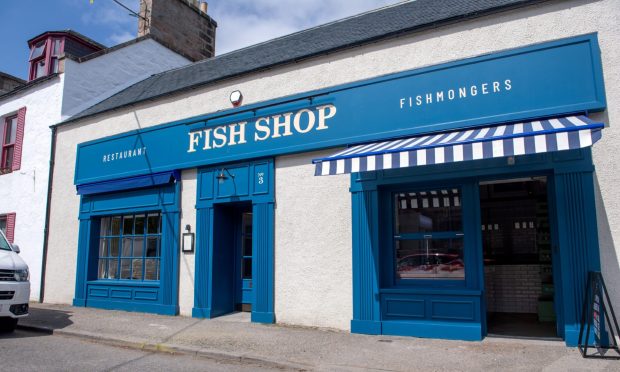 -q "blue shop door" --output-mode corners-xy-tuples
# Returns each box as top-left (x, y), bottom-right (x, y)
(235, 210), (253, 309)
